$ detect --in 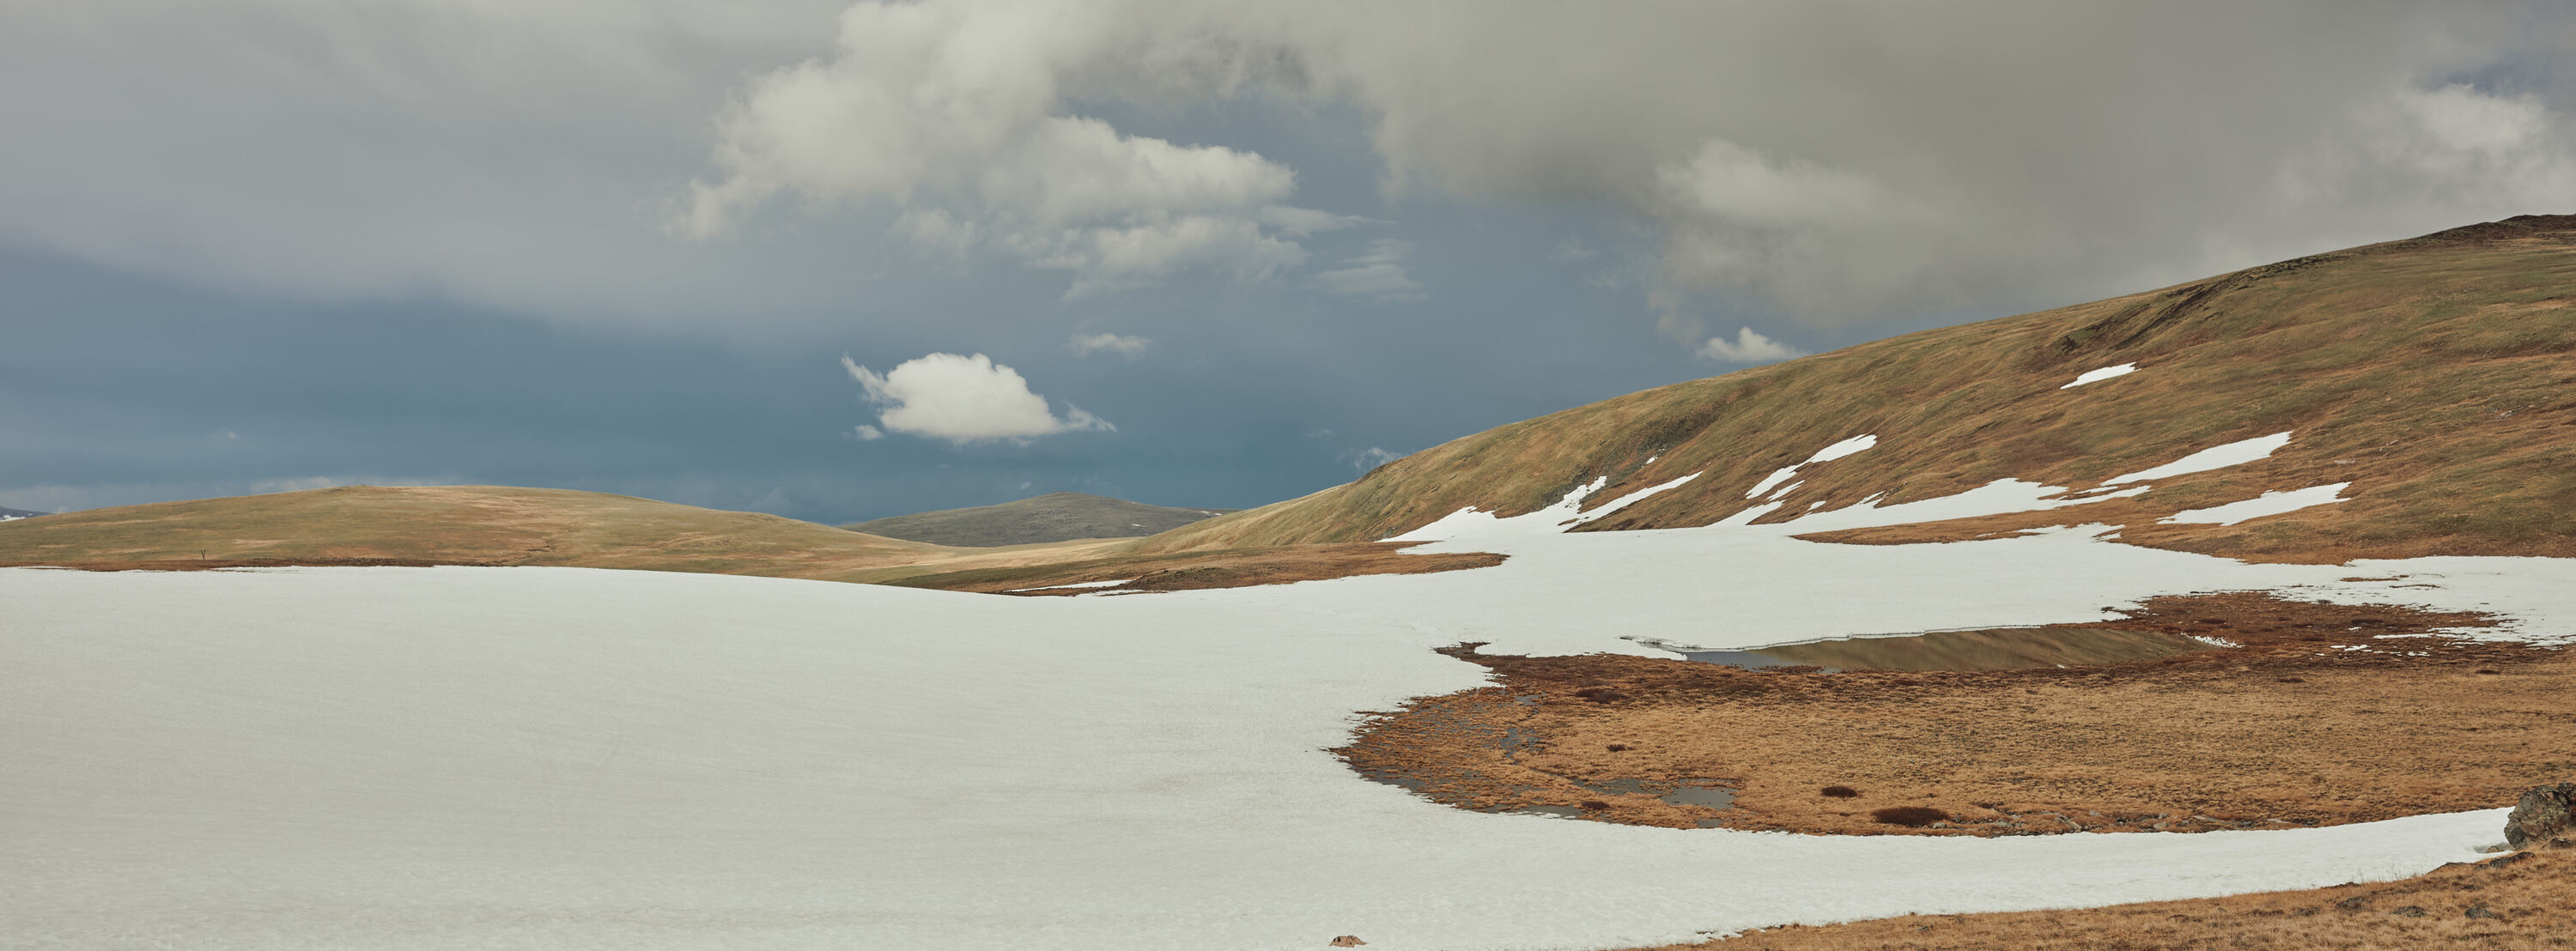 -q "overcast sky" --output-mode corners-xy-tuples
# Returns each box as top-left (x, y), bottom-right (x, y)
(7, 1), (2574, 523)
